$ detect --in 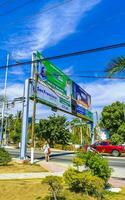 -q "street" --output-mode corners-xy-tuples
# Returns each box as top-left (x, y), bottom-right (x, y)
(6, 147), (125, 168)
